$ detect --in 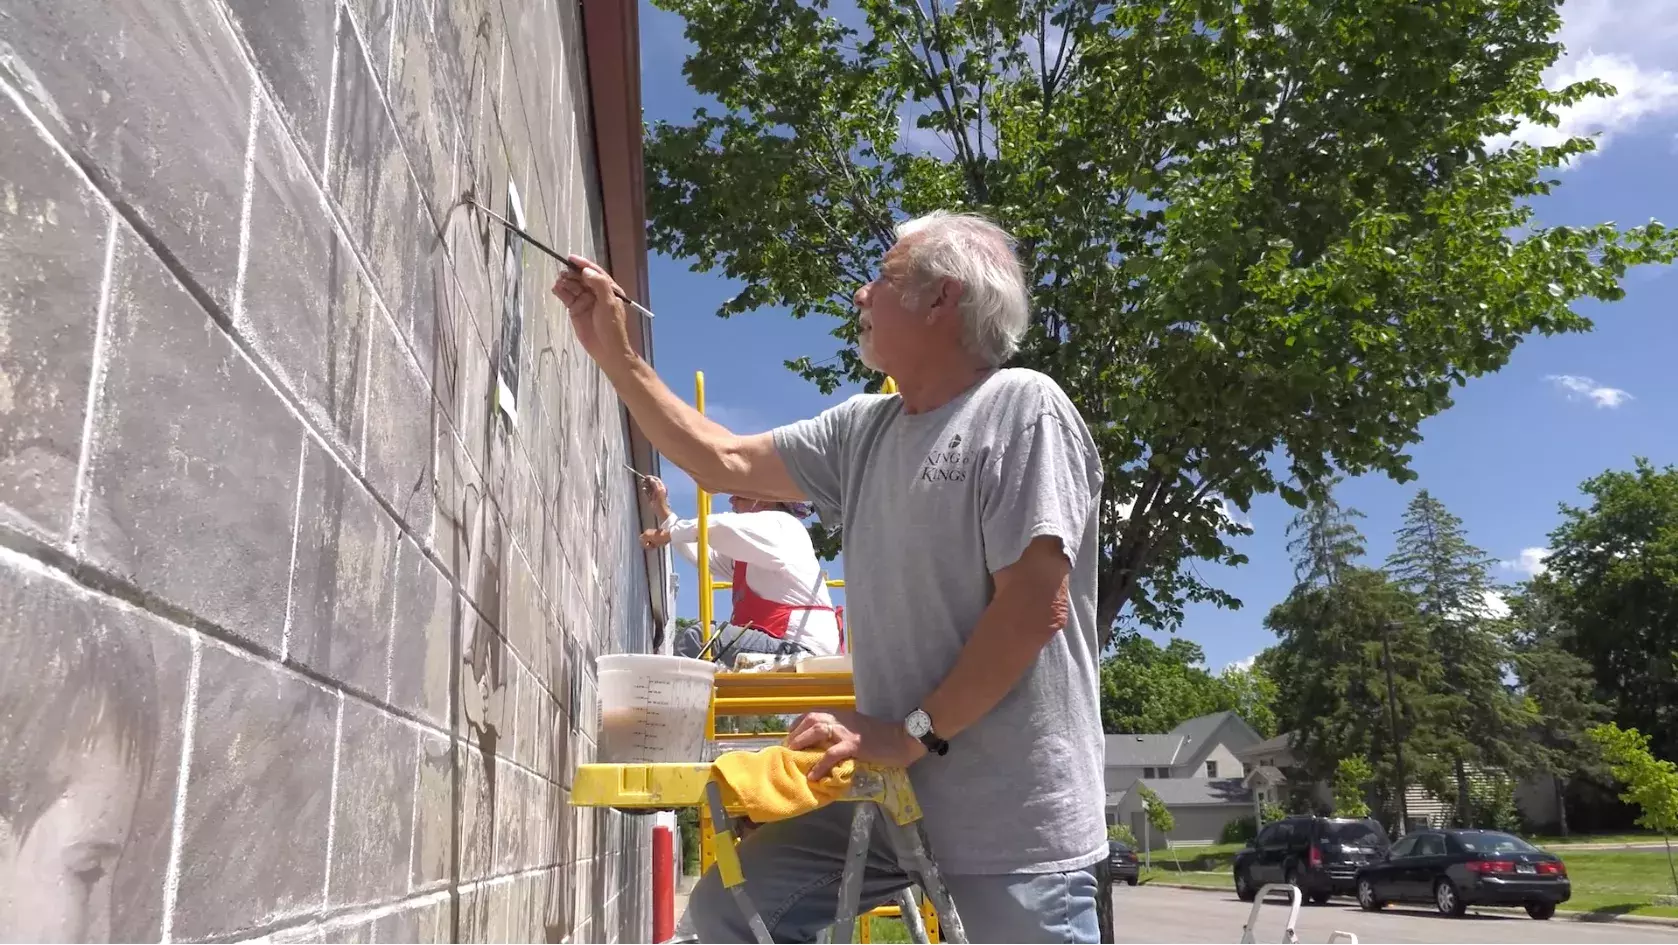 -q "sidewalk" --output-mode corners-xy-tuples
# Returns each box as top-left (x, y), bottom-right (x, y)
(673, 874), (698, 929)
